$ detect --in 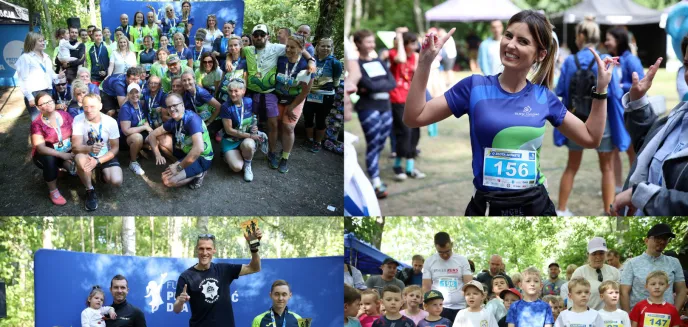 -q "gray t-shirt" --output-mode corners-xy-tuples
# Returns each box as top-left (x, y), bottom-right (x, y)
(620, 252), (686, 308)
(365, 275), (406, 295)
(542, 278), (566, 297)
